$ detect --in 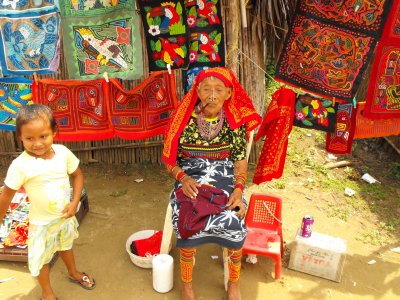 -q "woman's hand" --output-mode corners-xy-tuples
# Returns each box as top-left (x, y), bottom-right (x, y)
(227, 189), (246, 218)
(181, 176), (201, 199)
